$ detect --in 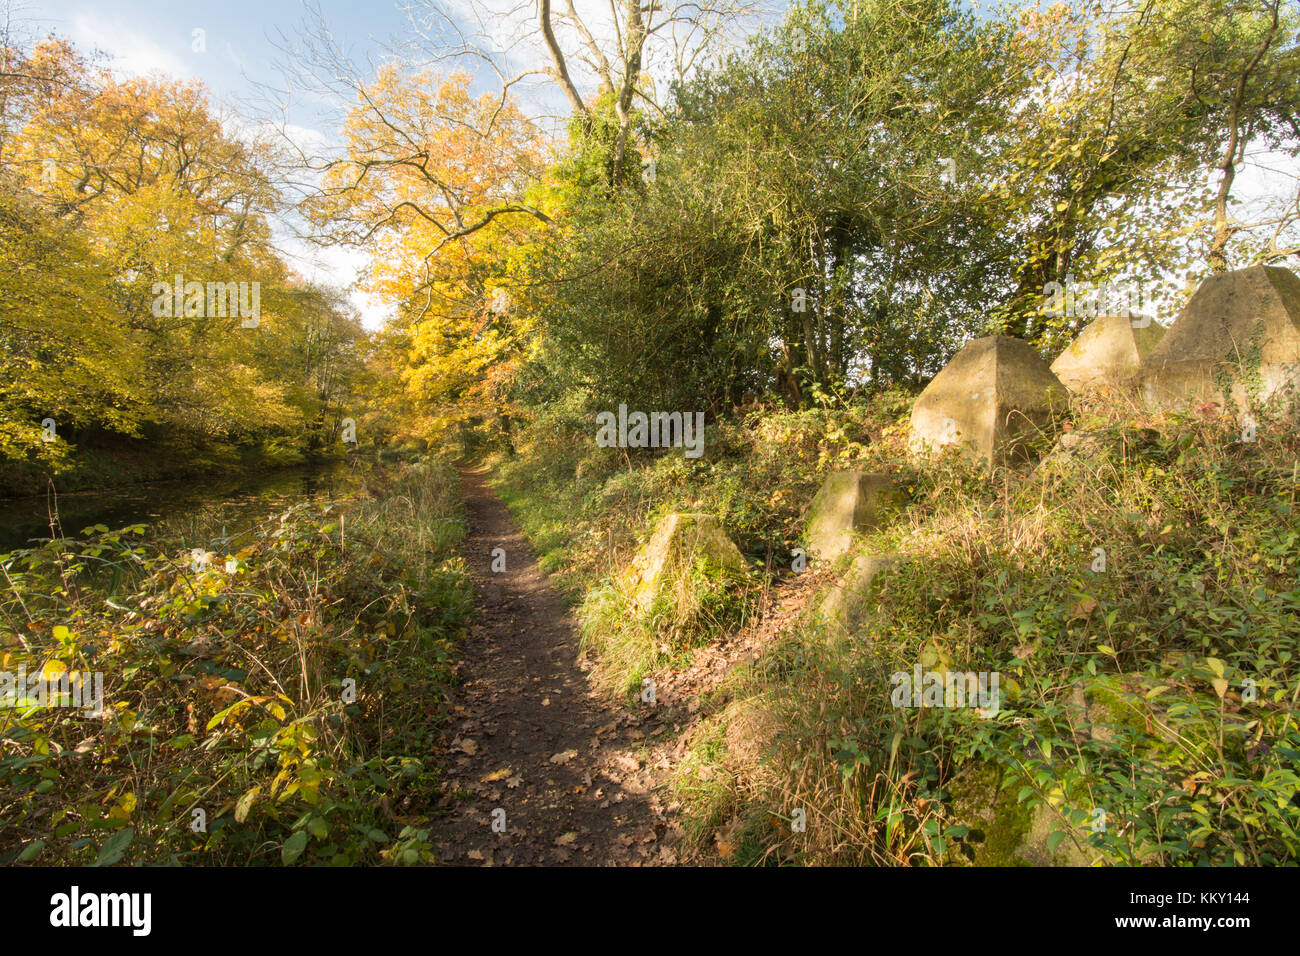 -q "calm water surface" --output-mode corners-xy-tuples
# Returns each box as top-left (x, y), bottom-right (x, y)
(0, 463), (367, 554)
